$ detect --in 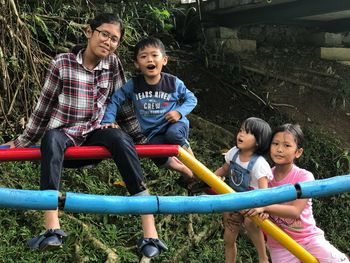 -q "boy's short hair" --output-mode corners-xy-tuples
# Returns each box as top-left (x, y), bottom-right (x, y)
(133, 37), (166, 61)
